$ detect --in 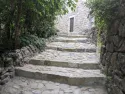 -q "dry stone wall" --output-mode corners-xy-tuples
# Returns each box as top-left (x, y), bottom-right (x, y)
(101, 1), (125, 94)
(0, 45), (42, 90)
